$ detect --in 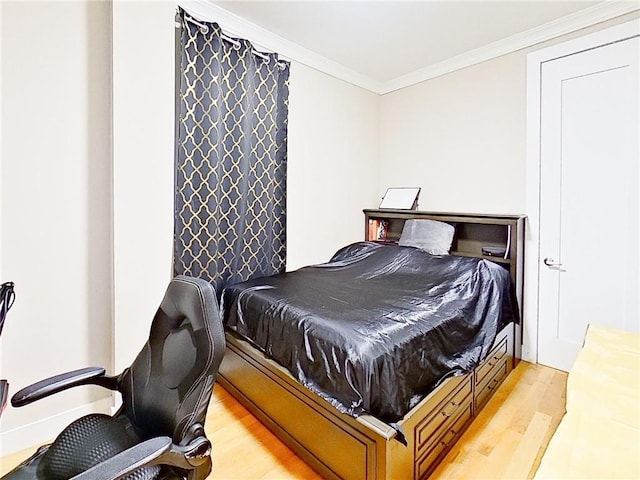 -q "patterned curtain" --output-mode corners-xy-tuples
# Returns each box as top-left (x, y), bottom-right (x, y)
(174, 10), (290, 295)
